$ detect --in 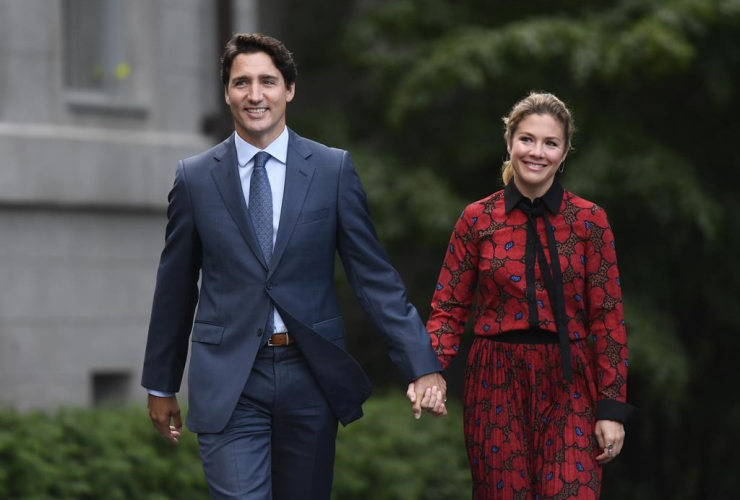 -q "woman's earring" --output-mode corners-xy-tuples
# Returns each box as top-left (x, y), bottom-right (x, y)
(558, 162), (565, 173)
